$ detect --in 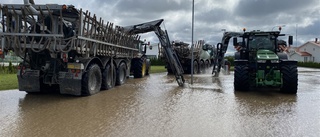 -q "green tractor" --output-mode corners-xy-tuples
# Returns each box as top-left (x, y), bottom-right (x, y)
(233, 30), (297, 93)
(212, 30), (298, 94)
